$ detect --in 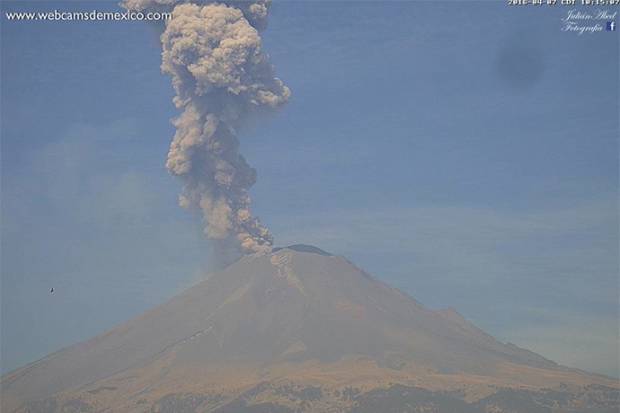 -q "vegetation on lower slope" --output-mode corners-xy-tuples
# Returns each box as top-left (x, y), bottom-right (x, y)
(21, 382), (620, 413)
